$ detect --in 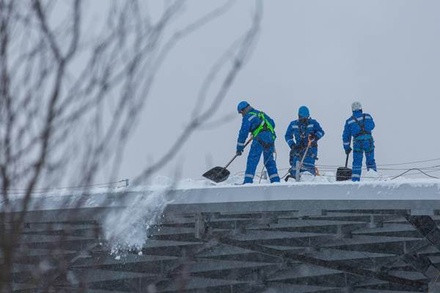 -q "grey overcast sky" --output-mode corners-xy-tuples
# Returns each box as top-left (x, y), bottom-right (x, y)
(116, 1), (440, 182)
